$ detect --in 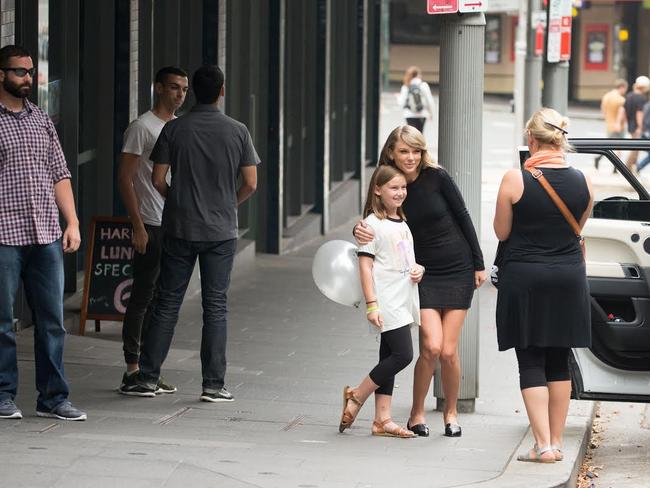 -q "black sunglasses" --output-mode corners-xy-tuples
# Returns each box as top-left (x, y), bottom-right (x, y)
(1, 67), (36, 78)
